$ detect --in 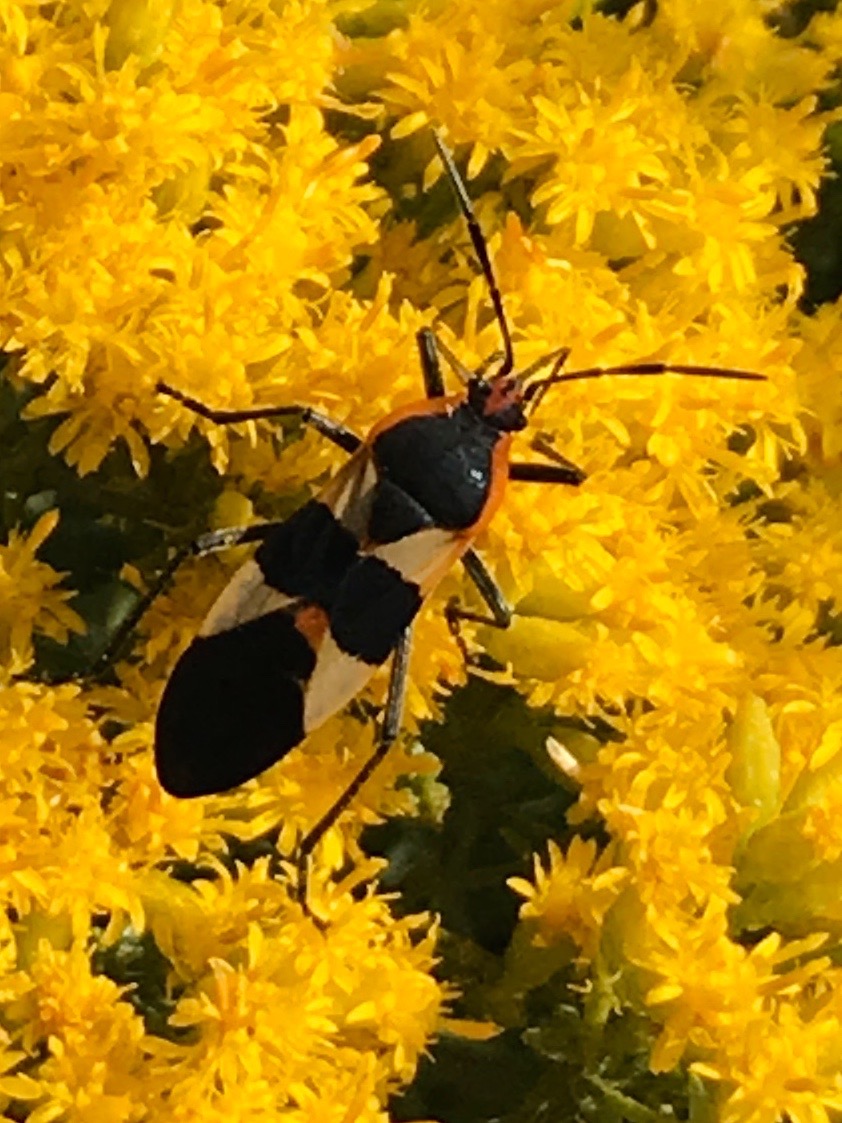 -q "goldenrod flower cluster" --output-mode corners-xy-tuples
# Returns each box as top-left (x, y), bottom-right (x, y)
(2, 0), (842, 1119)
